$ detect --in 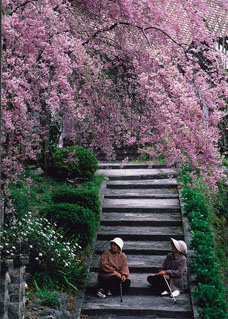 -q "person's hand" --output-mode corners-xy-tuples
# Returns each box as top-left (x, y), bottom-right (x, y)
(157, 271), (170, 280)
(114, 271), (122, 279)
(157, 271), (166, 276)
(121, 275), (126, 282)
